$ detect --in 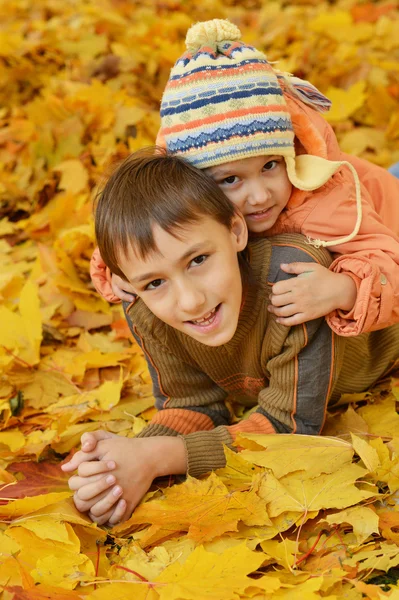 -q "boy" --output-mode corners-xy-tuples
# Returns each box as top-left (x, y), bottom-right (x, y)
(62, 151), (399, 525)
